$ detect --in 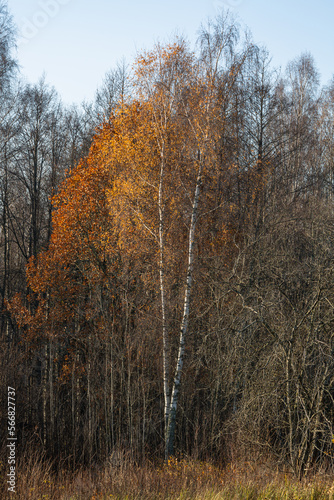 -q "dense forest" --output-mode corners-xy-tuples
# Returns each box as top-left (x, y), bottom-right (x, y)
(1, 0), (334, 482)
